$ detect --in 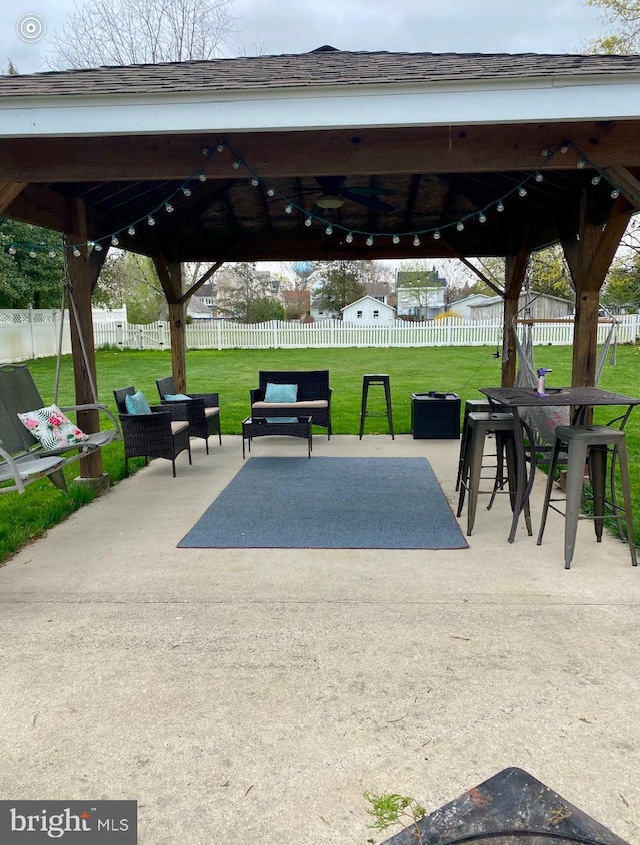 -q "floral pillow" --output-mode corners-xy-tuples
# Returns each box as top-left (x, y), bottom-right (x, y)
(17, 404), (89, 450)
